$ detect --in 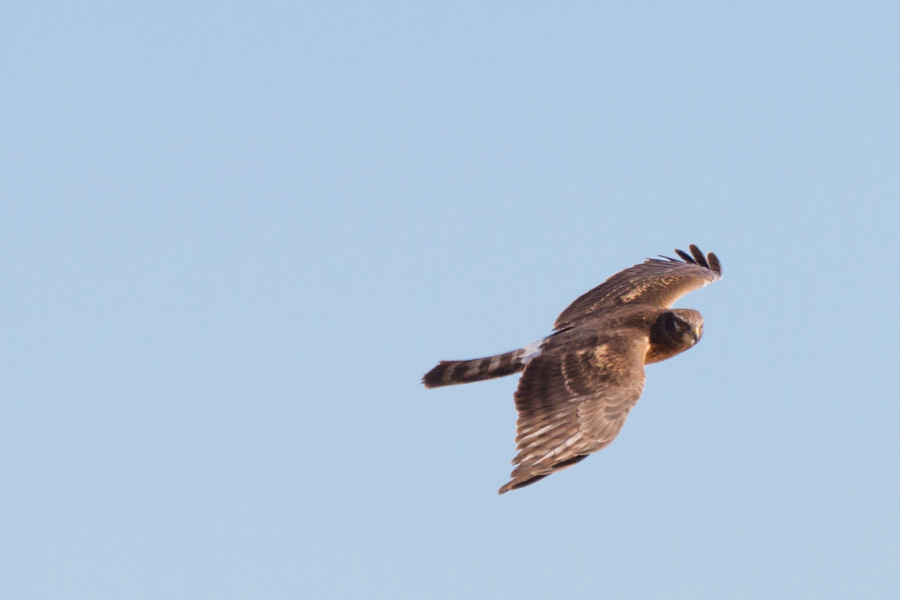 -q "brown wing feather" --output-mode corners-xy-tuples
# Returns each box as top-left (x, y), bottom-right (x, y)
(499, 333), (648, 494)
(554, 245), (721, 330)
